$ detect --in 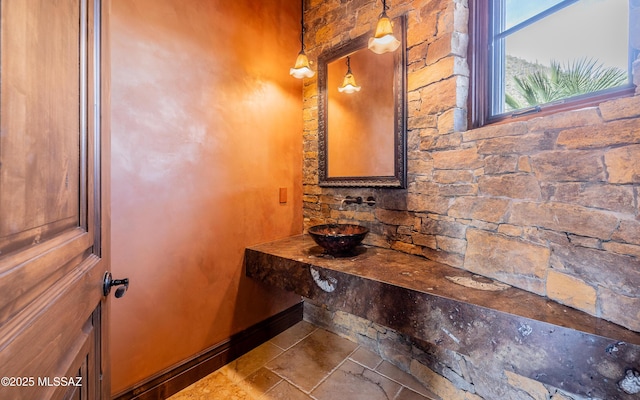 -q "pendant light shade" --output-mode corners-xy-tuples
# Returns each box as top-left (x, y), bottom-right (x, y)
(338, 56), (361, 94)
(368, 0), (400, 54)
(290, 51), (315, 79)
(290, 0), (315, 78)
